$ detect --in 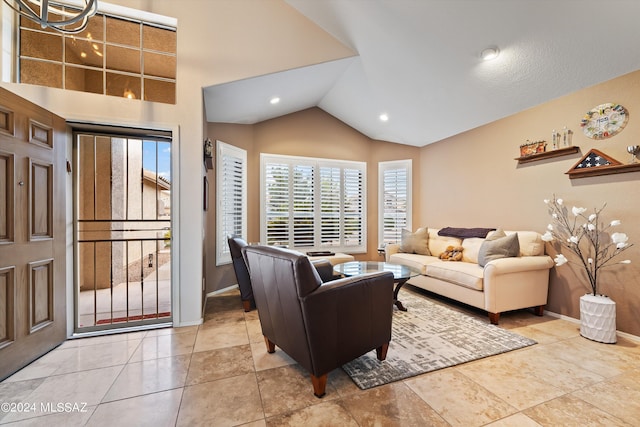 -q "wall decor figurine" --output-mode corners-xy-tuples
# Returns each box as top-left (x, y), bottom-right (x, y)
(627, 145), (640, 164)
(519, 140), (546, 157)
